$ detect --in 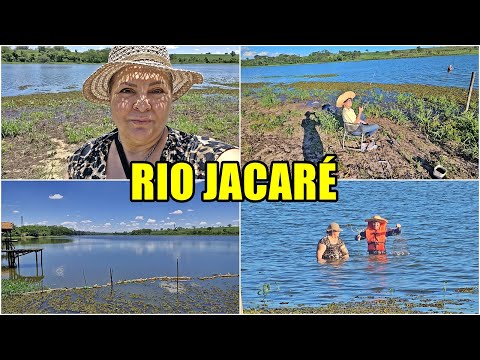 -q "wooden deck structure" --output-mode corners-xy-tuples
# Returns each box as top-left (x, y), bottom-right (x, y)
(2, 222), (43, 269)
